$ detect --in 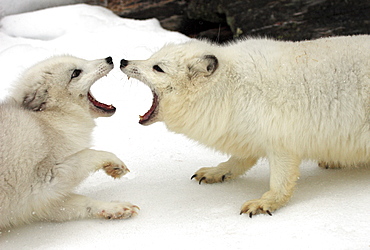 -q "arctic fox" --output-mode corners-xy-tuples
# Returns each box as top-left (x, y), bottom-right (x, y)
(0, 56), (138, 229)
(120, 35), (369, 216)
